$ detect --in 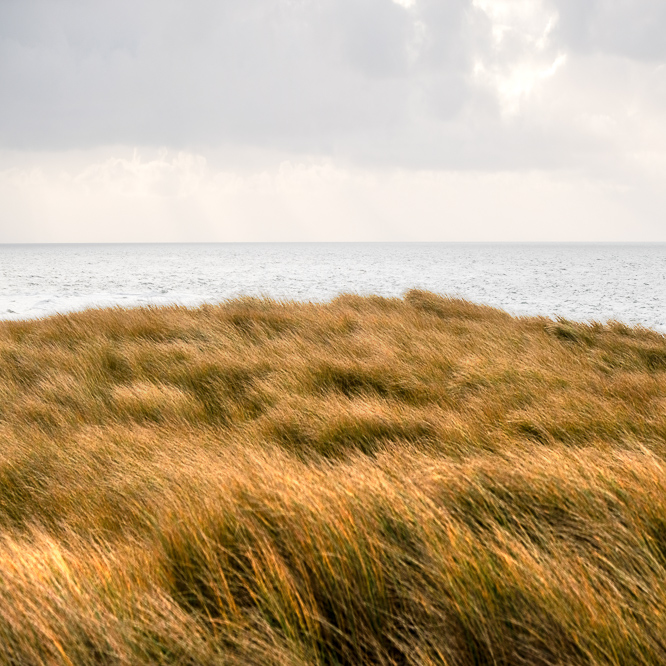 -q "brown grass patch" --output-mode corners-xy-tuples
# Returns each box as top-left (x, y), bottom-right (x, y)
(0, 291), (665, 663)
